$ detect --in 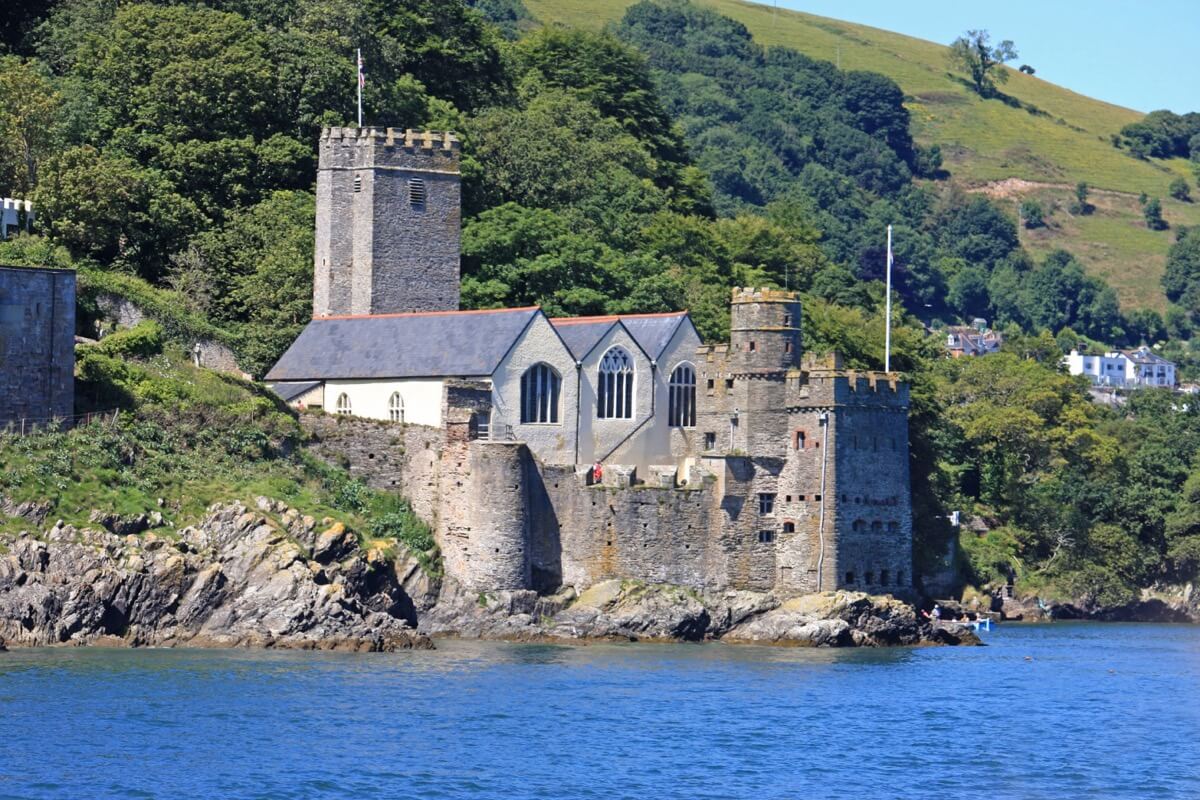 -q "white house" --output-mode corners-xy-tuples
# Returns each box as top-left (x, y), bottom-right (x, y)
(1064, 347), (1176, 388)
(1121, 346), (1176, 388)
(1, 198), (33, 240)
